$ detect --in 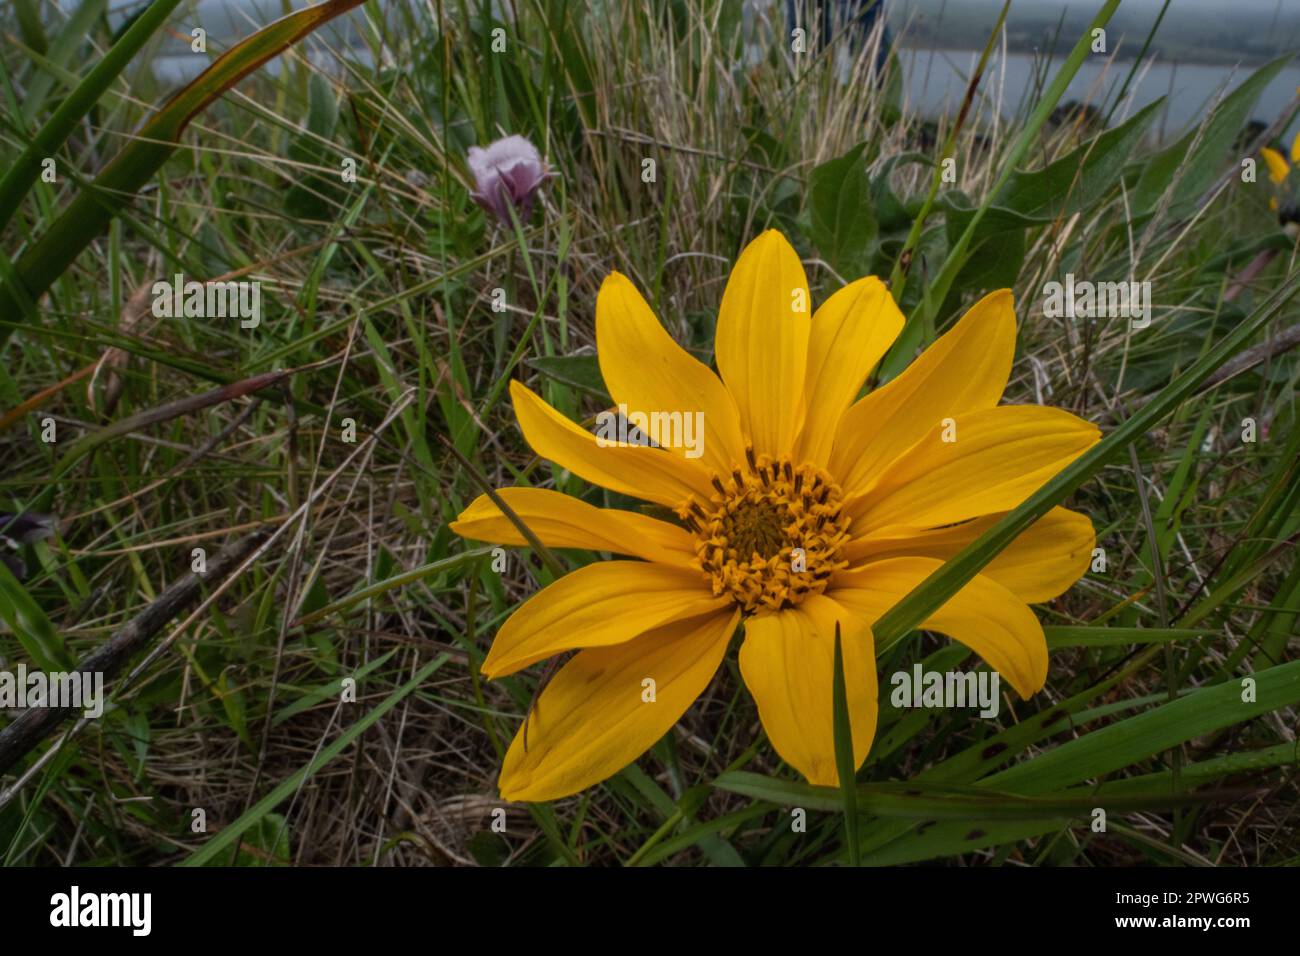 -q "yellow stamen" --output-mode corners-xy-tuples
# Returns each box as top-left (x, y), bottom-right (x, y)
(677, 450), (850, 613)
